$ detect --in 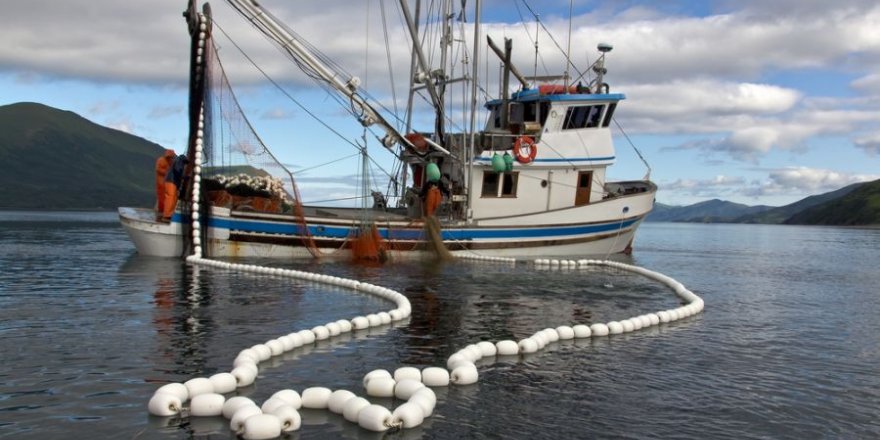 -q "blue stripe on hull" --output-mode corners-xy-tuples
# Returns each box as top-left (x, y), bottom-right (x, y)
(195, 215), (640, 241)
